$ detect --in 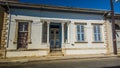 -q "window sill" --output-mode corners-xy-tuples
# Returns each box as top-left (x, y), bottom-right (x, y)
(75, 41), (88, 43)
(92, 42), (104, 43)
